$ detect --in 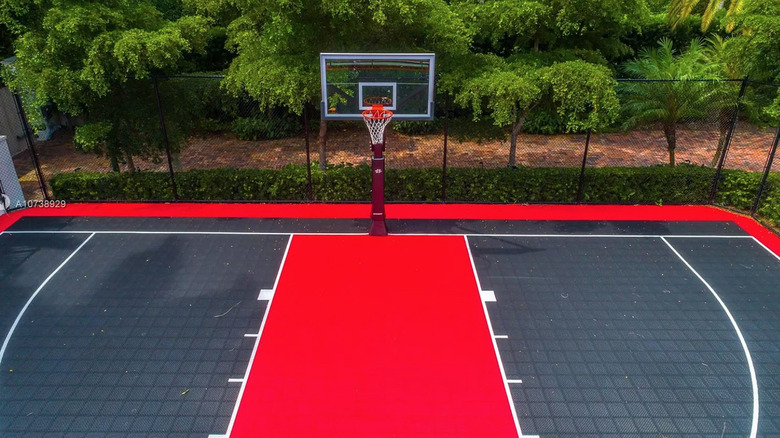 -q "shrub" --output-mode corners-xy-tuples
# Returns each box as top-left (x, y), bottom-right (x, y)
(49, 165), (780, 227)
(231, 112), (301, 140)
(392, 119), (444, 135)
